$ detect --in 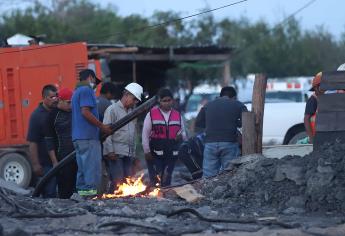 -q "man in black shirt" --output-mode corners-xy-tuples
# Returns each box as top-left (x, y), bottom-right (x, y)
(195, 86), (247, 177)
(97, 82), (119, 122)
(304, 72), (323, 144)
(27, 84), (58, 198)
(44, 88), (77, 199)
